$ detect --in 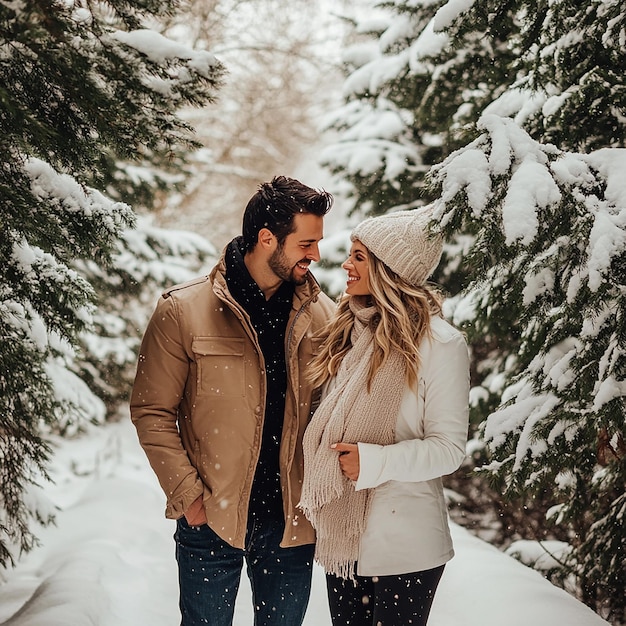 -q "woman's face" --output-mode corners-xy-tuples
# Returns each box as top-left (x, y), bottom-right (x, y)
(342, 240), (371, 295)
